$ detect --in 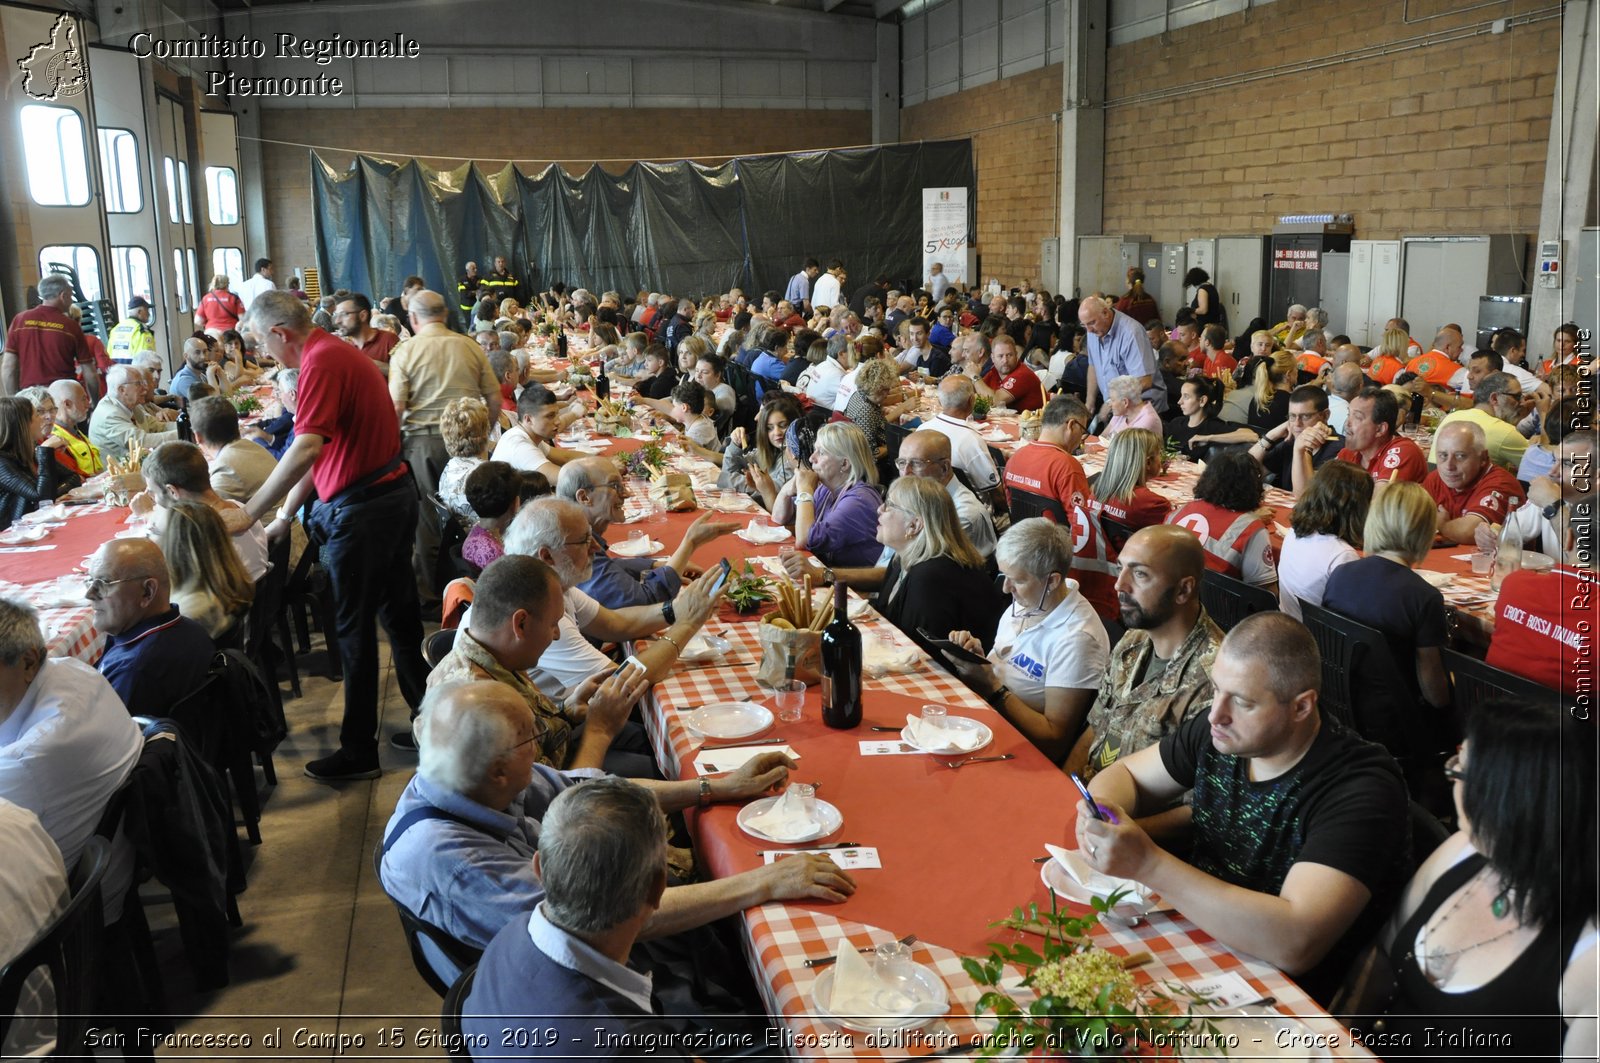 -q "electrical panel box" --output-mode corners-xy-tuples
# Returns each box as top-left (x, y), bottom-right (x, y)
(1538, 240), (1562, 289)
